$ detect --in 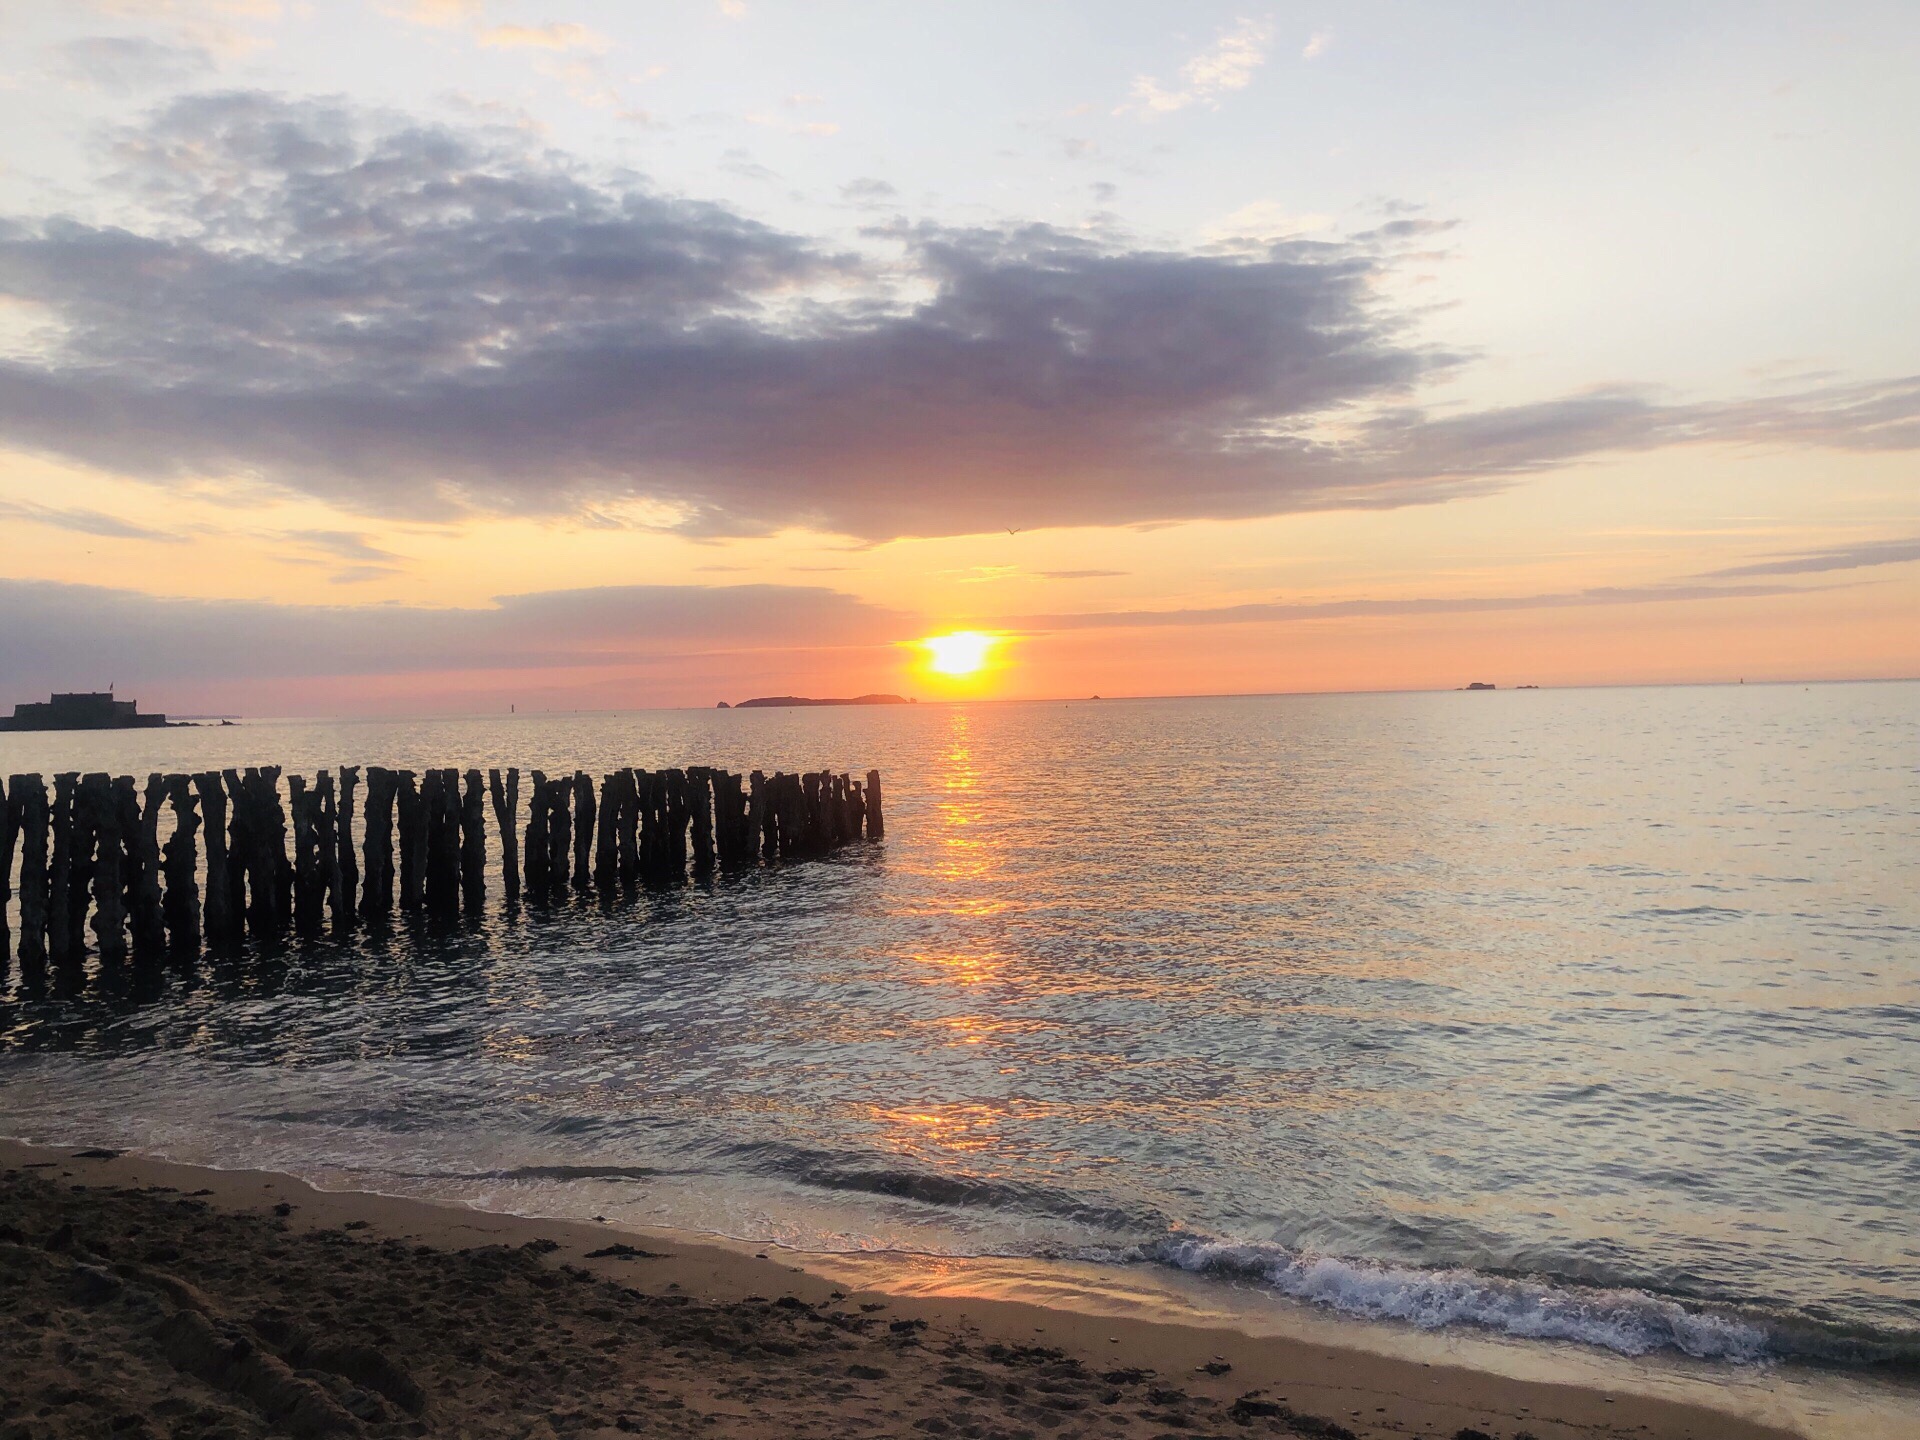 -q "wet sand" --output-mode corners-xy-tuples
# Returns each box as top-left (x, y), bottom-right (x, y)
(0, 1138), (1803, 1440)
